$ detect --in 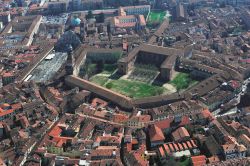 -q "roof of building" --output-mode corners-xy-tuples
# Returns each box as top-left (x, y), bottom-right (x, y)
(239, 134), (250, 144)
(172, 127), (190, 142)
(191, 155), (206, 166)
(0, 109), (14, 117)
(148, 124), (165, 142)
(112, 15), (146, 28)
(158, 147), (165, 158)
(119, 44), (183, 63)
(48, 125), (62, 138)
(155, 118), (174, 130)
